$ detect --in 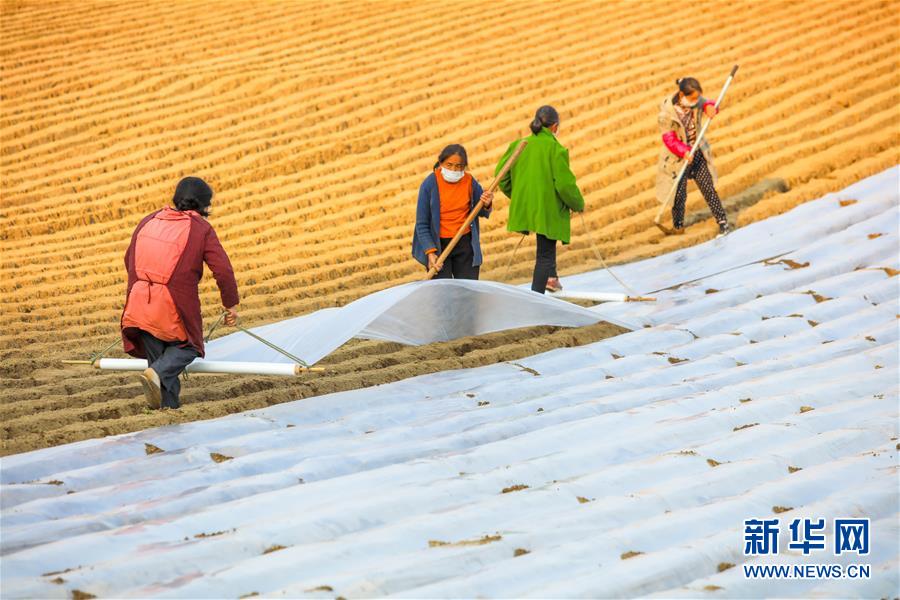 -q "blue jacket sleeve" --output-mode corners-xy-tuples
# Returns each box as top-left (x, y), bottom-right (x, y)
(415, 178), (438, 253)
